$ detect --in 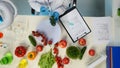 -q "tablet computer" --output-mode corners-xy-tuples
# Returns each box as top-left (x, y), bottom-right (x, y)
(59, 6), (91, 43)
